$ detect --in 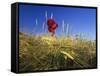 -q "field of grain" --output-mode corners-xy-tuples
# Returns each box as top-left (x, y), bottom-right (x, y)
(19, 32), (96, 72)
